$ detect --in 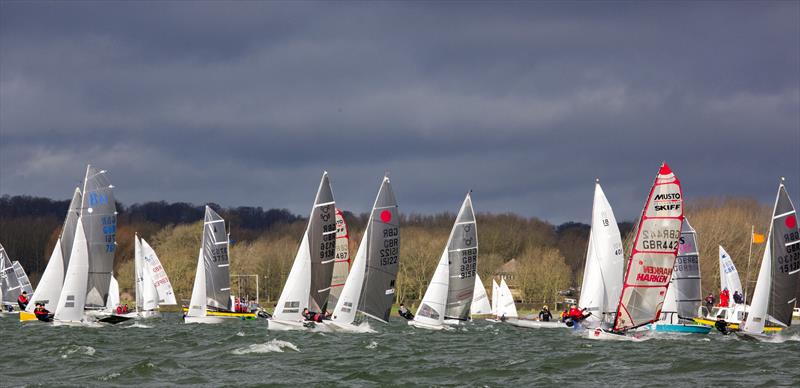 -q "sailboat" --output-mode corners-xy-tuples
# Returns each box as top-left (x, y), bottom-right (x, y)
(111, 235), (177, 319)
(327, 175), (400, 333)
(269, 172), (337, 331)
(21, 188), (82, 322)
(410, 192), (477, 330)
(185, 206), (255, 323)
(470, 273), (492, 317)
(495, 278), (518, 321)
(0, 244), (25, 314)
(328, 208), (350, 310)
(739, 178), (799, 338)
(590, 162), (684, 340)
(53, 217), (92, 325)
(649, 218), (711, 333)
(577, 180), (625, 329)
